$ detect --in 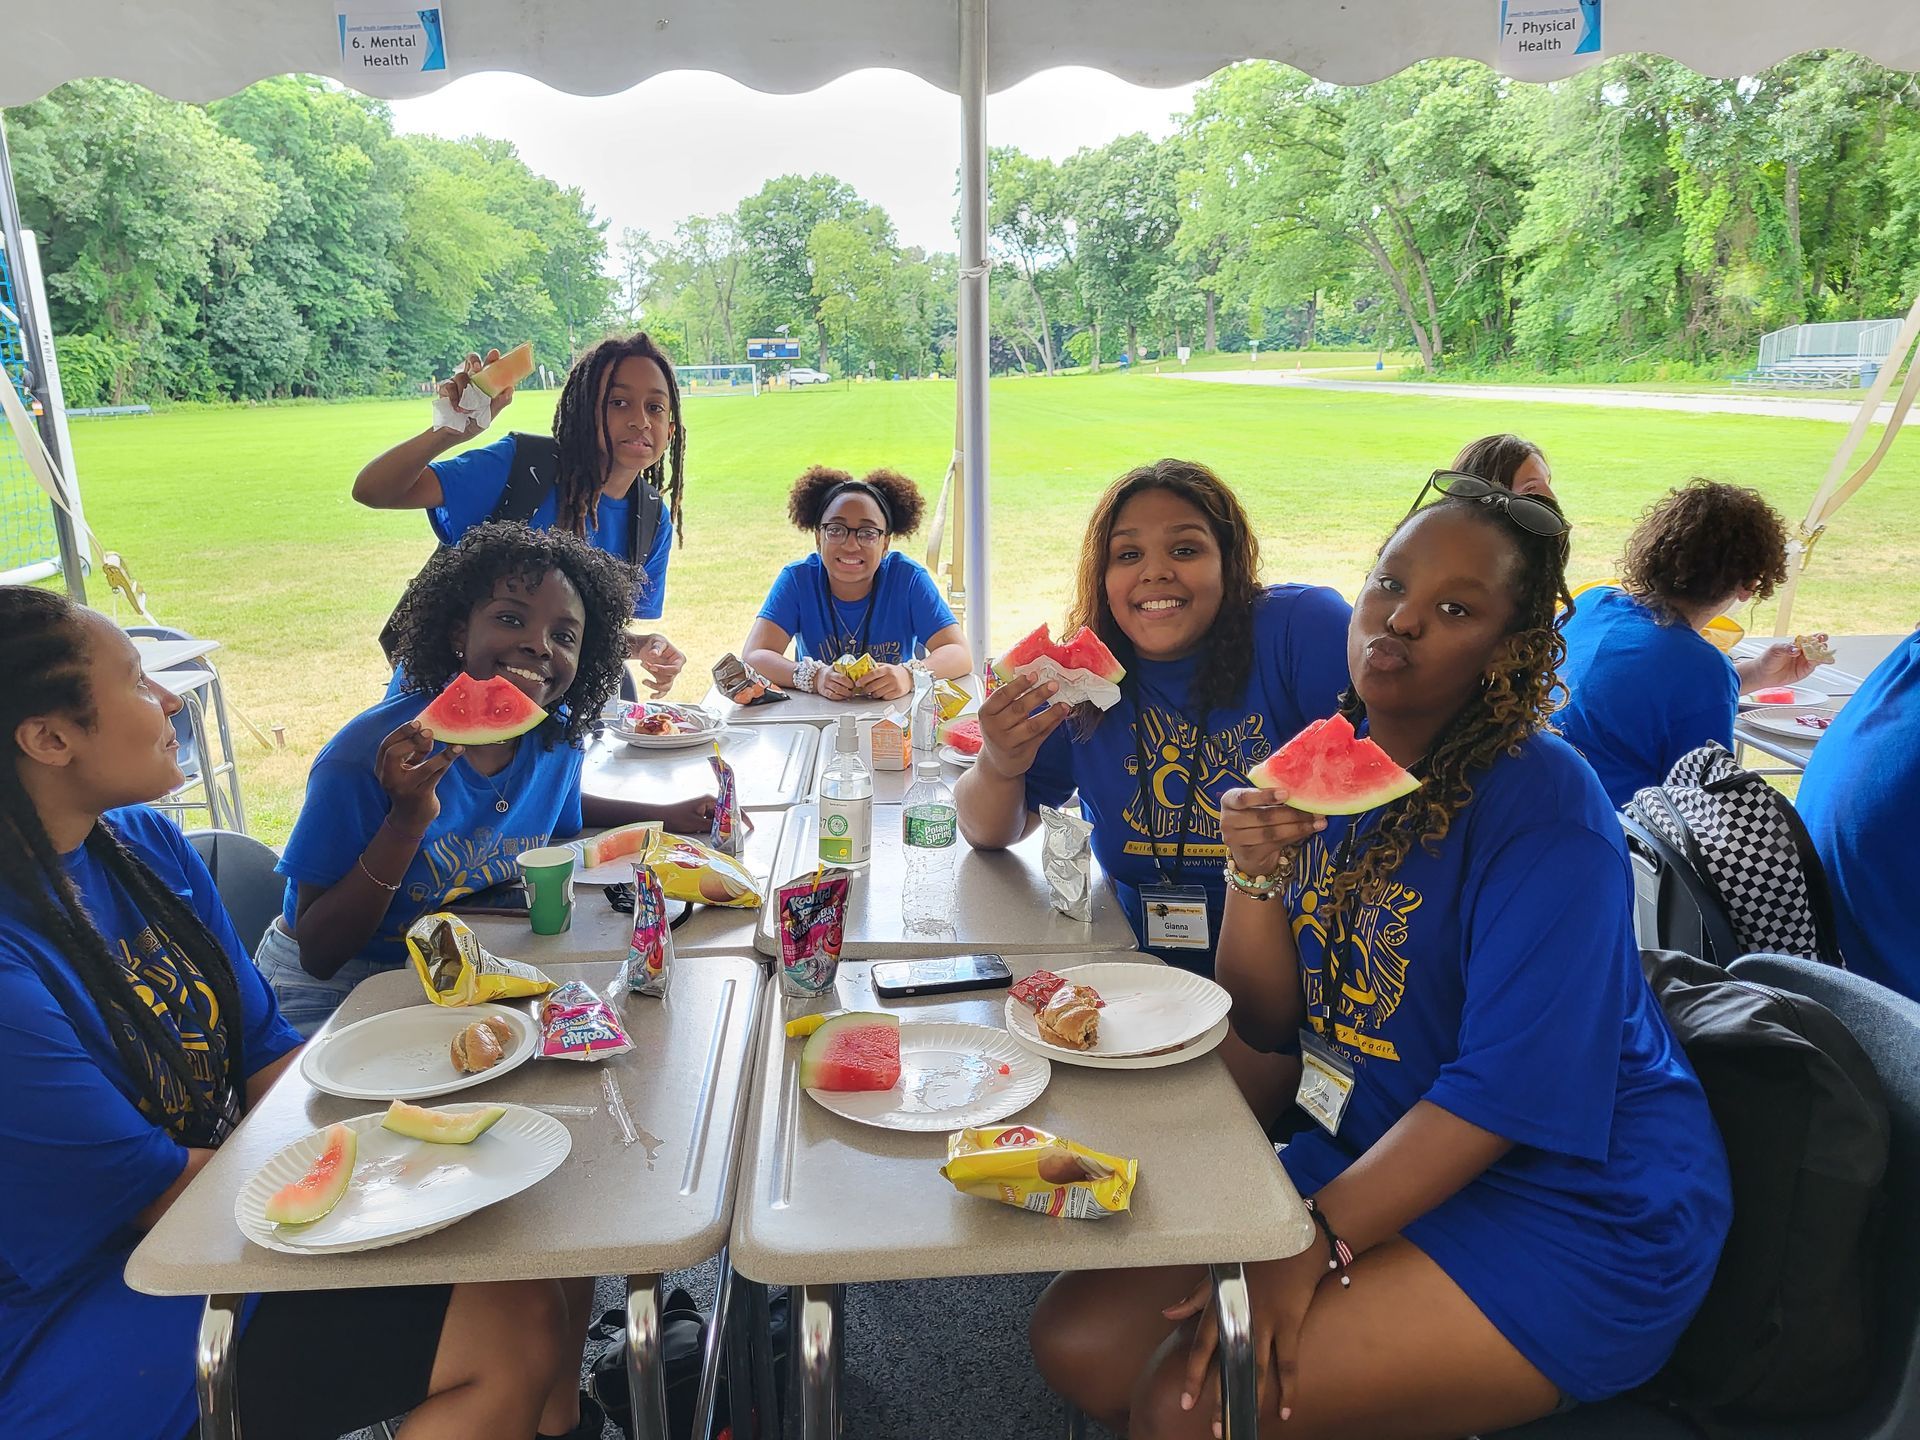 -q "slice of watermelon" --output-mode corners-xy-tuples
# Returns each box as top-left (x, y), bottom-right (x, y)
(1247, 714), (1420, 816)
(420, 673), (547, 745)
(579, 820), (662, 869)
(1751, 687), (1797, 706)
(938, 716), (983, 755)
(798, 1011), (901, 1092)
(263, 1122), (357, 1226)
(469, 342), (534, 399)
(991, 623), (1127, 686)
